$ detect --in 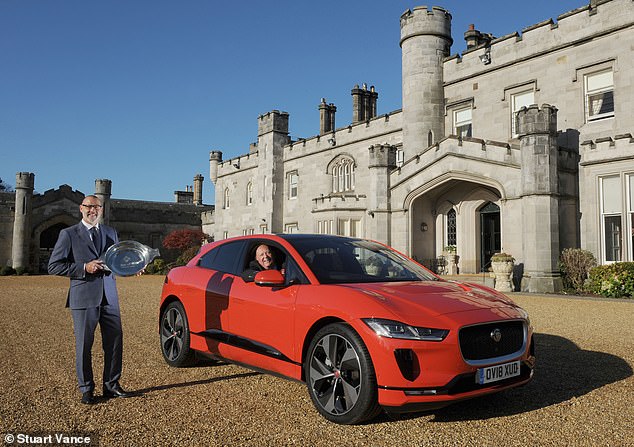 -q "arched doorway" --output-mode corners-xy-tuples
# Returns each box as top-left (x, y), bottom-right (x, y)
(39, 222), (68, 273)
(479, 201), (501, 271)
